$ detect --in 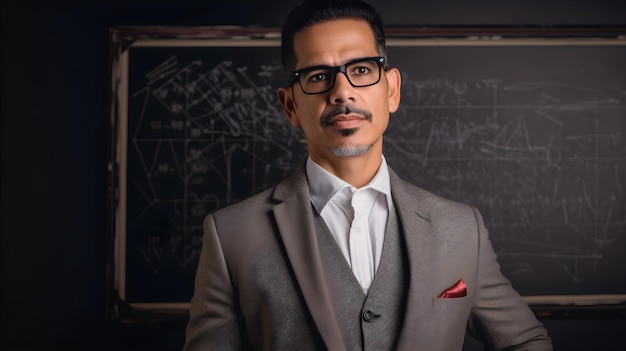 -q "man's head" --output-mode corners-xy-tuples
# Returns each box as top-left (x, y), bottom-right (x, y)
(277, 0), (401, 170)
(281, 0), (388, 79)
